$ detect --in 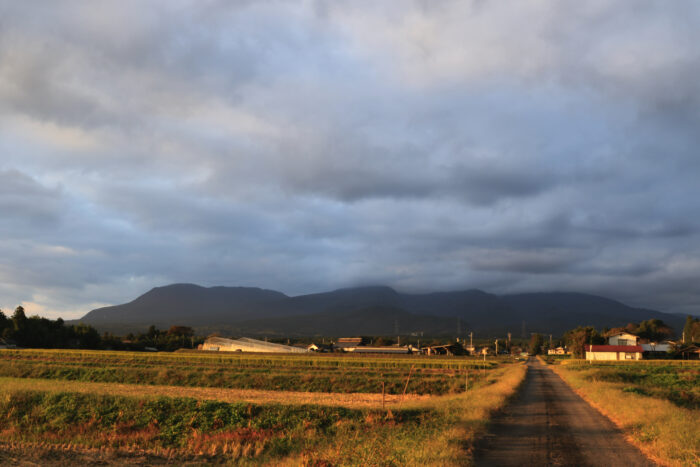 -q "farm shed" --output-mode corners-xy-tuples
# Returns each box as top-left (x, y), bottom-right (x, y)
(641, 343), (671, 354)
(346, 346), (412, 354)
(307, 343), (333, 352)
(585, 345), (643, 361)
(202, 337), (309, 353)
(425, 343), (466, 356)
(678, 344), (700, 360)
(333, 337), (363, 351)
